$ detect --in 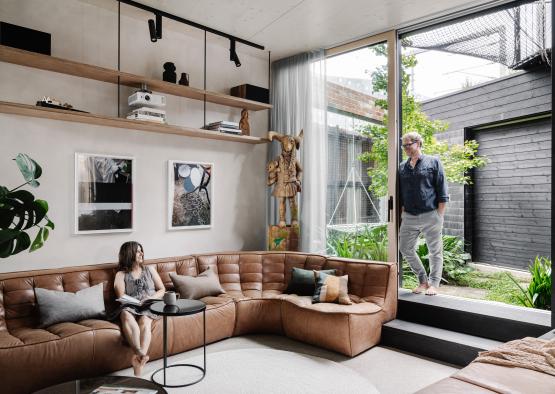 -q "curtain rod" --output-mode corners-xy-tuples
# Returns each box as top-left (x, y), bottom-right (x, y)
(117, 0), (265, 50)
